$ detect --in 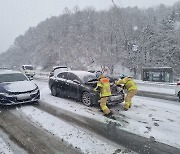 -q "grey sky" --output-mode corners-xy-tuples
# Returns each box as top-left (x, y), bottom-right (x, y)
(0, 0), (179, 53)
